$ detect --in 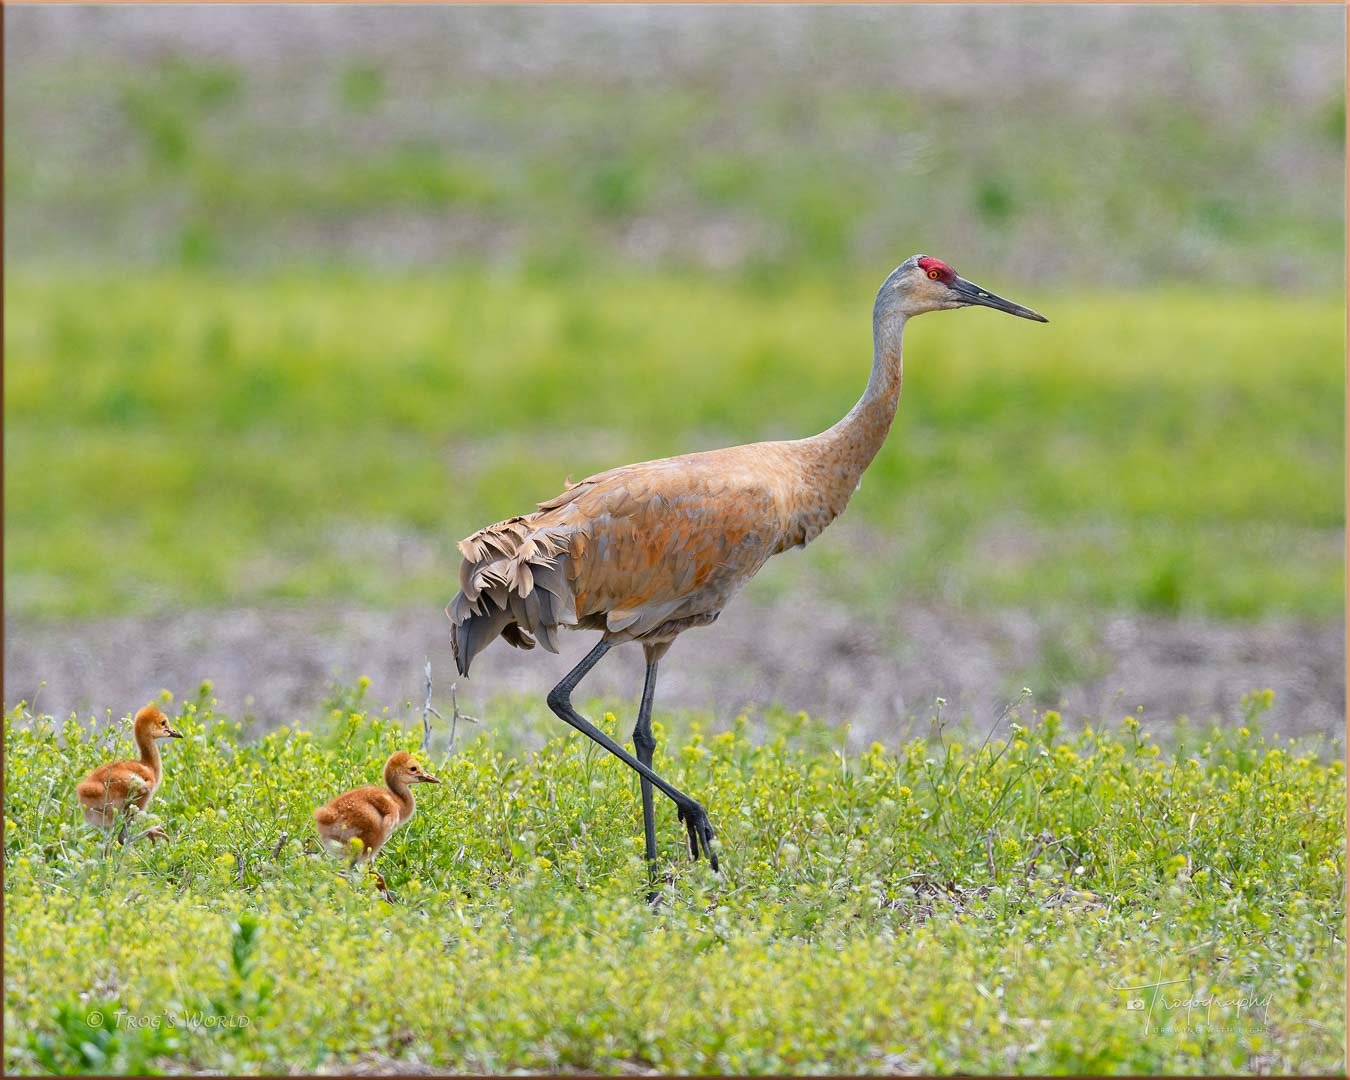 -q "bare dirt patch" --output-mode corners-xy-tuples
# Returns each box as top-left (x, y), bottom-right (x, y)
(5, 591), (1341, 746)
